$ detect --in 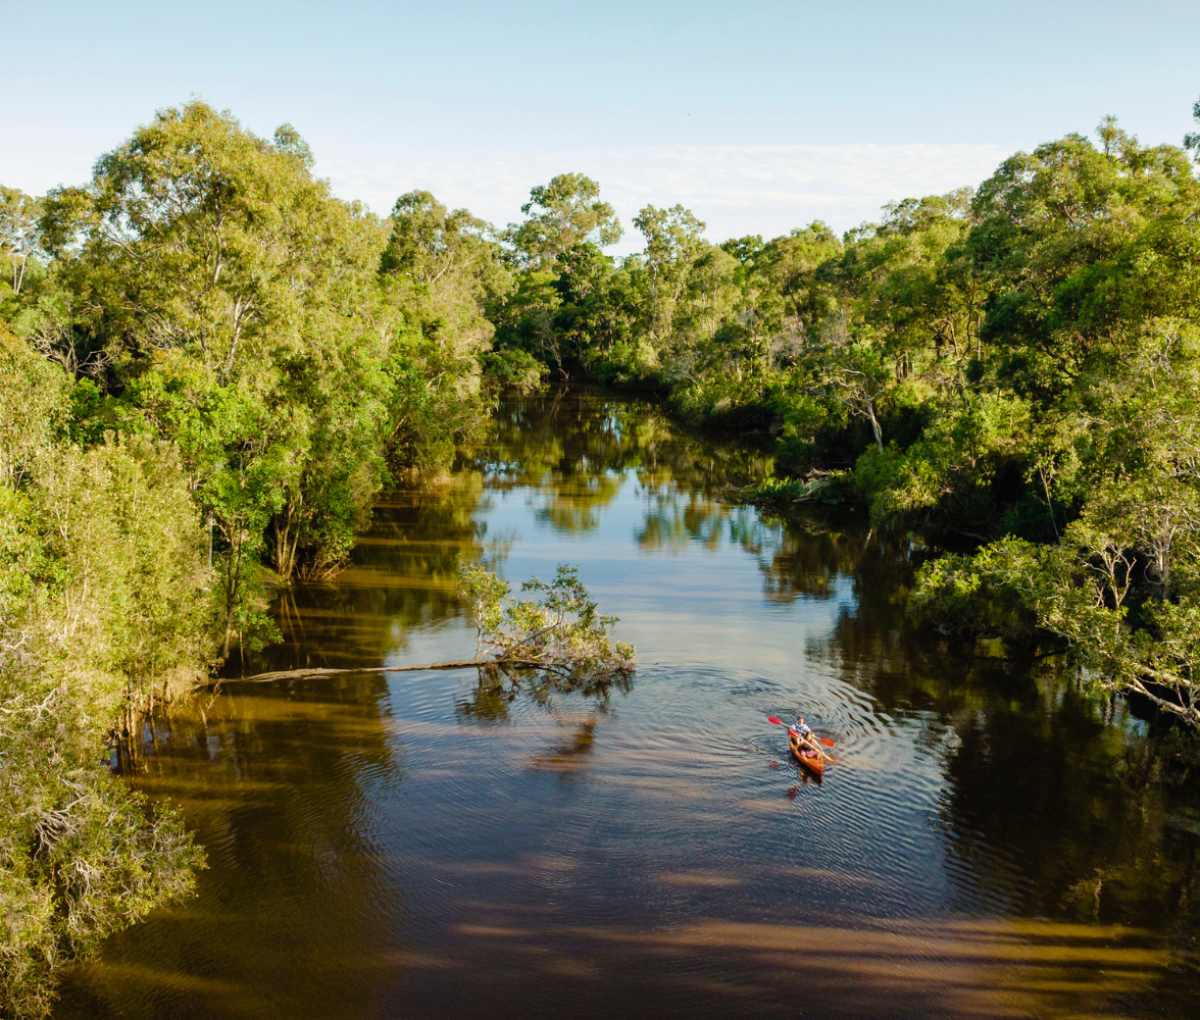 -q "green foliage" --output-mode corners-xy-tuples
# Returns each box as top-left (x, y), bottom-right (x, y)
(504, 173), (622, 268)
(908, 537), (1048, 638)
(737, 471), (854, 507)
(479, 347), (546, 391)
(855, 390), (1029, 532)
(0, 187), (44, 306)
(456, 561), (635, 682)
(6, 99), (499, 649)
(0, 324), (210, 1017)
(0, 99), (510, 1014)
(487, 107), (1200, 732)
